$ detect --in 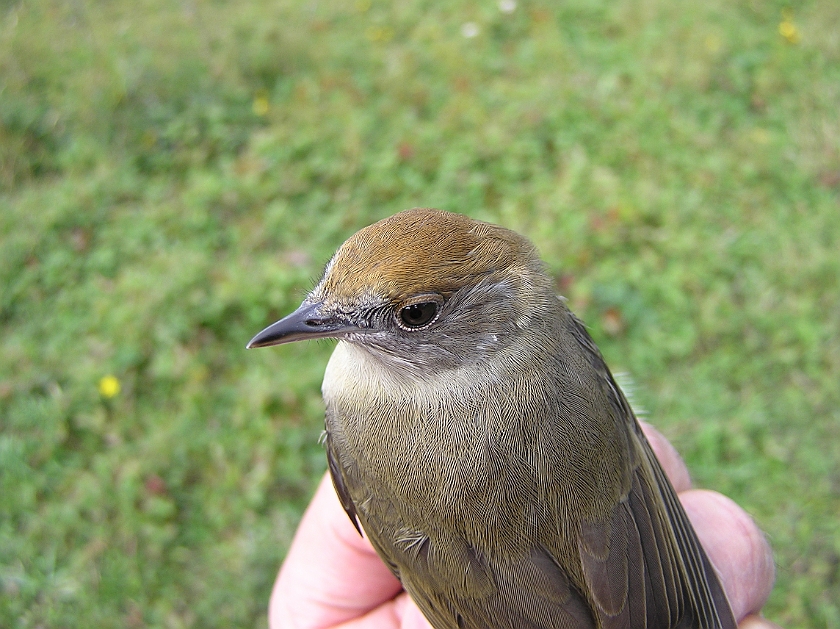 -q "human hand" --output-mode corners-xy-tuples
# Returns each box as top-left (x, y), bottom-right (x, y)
(269, 422), (778, 629)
